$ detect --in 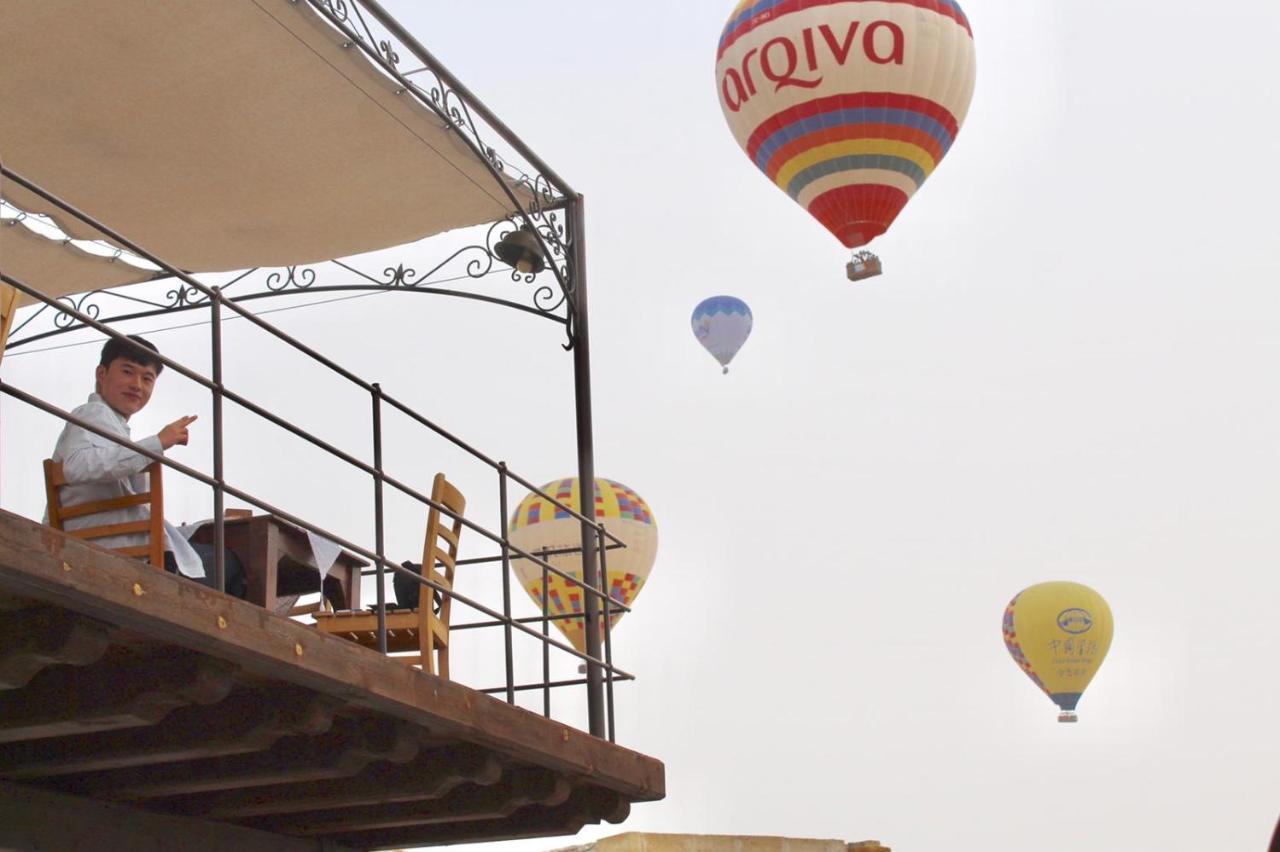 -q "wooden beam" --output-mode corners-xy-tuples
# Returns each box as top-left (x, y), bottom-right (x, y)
(0, 780), (358, 852)
(0, 513), (664, 800)
(0, 649), (235, 743)
(0, 594), (43, 612)
(242, 766), (572, 835)
(0, 606), (111, 690)
(0, 688), (337, 779)
(326, 786), (629, 849)
(158, 744), (502, 819)
(62, 716), (419, 800)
